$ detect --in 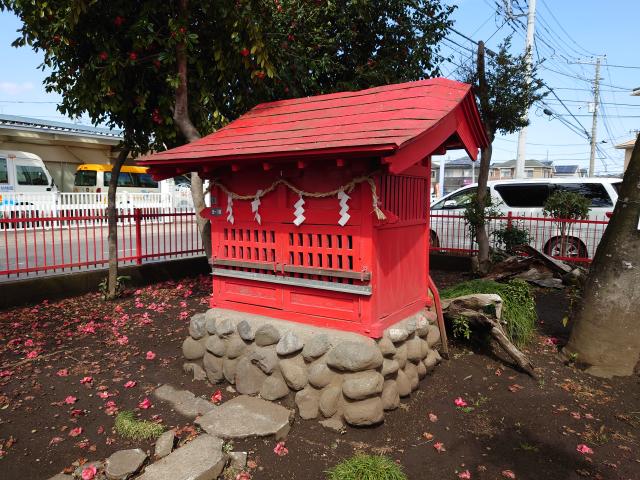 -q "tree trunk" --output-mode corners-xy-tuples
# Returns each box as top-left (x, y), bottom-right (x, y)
(173, 0), (211, 260)
(106, 148), (130, 300)
(474, 41), (494, 275)
(564, 135), (640, 377)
